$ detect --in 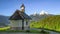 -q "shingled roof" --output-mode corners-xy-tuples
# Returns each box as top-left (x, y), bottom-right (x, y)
(9, 10), (31, 20)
